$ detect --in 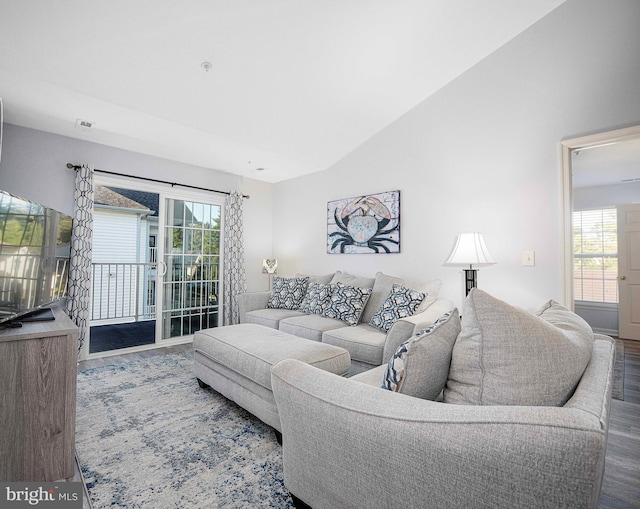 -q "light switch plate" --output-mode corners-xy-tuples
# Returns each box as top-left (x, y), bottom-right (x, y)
(522, 250), (535, 266)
